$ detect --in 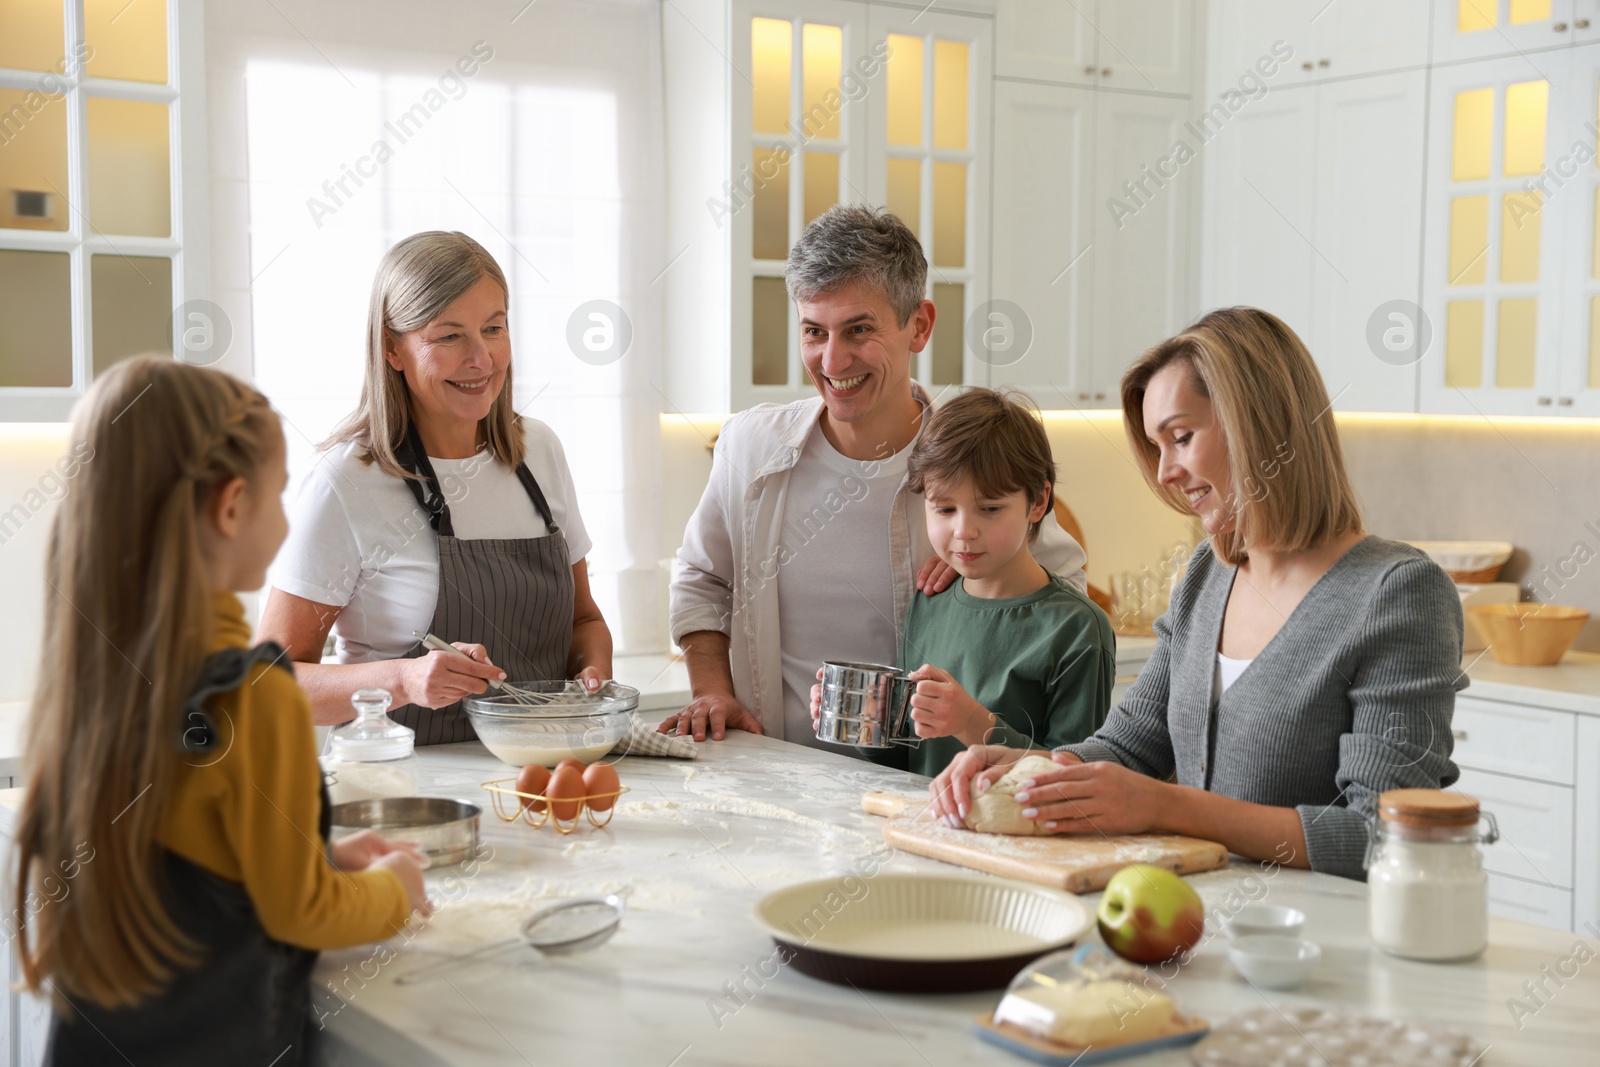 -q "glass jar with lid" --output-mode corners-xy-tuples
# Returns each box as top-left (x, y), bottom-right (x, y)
(321, 688), (419, 805)
(1365, 788), (1498, 961)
